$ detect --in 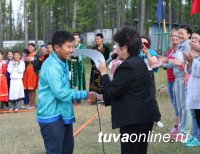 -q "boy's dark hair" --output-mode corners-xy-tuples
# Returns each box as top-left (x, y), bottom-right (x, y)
(13, 50), (21, 55)
(7, 50), (14, 55)
(194, 29), (200, 36)
(73, 32), (81, 38)
(47, 42), (52, 46)
(180, 25), (193, 38)
(23, 49), (30, 55)
(113, 26), (142, 56)
(96, 33), (103, 39)
(52, 30), (74, 49)
(141, 36), (151, 46)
